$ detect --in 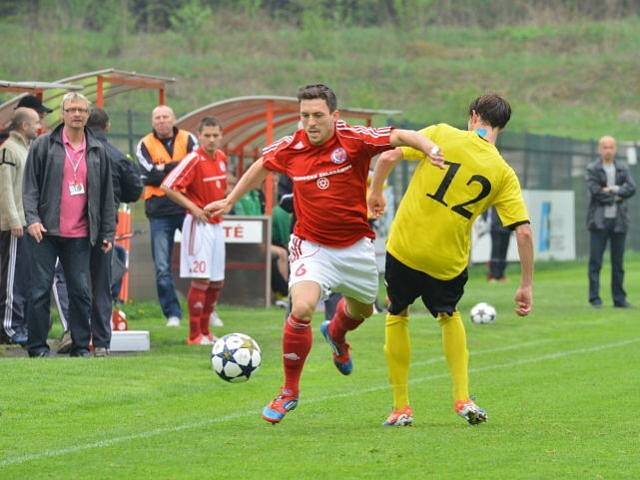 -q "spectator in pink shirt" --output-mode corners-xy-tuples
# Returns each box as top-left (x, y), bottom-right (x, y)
(22, 92), (115, 357)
